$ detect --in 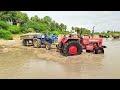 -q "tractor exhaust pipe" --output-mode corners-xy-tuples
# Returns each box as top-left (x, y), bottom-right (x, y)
(80, 28), (82, 38)
(92, 26), (95, 38)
